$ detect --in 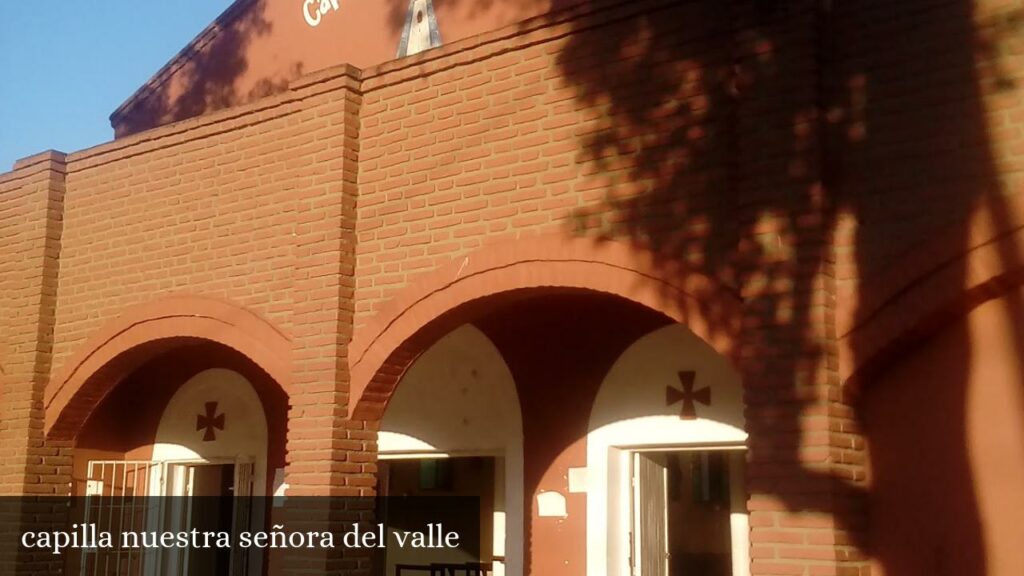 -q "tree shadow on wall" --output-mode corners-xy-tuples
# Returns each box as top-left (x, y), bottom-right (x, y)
(379, 0), (1024, 574)
(112, 0), (302, 137)
(553, 1), (1024, 575)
